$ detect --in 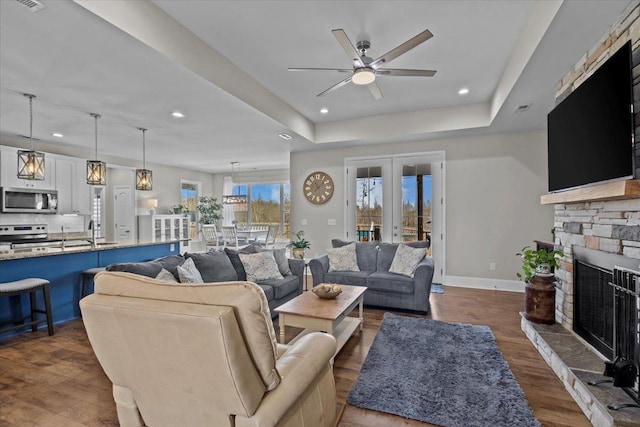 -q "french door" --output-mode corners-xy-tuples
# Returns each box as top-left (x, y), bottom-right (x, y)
(346, 153), (444, 283)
